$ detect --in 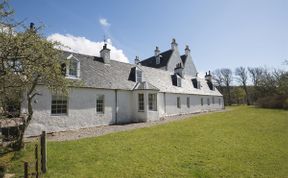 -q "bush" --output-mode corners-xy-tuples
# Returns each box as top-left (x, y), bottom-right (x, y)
(283, 98), (288, 110)
(256, 95), (288, 109)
